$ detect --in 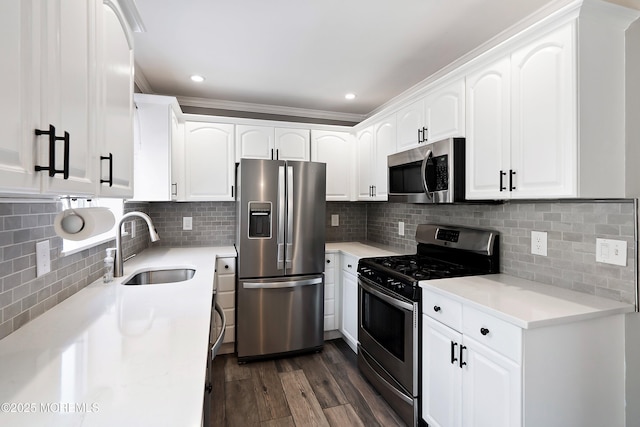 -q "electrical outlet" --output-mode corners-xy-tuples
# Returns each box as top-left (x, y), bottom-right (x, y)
(398, 221), (405, 236)
(531, 231), (547, 256)
(183, 216), (193, 231)
(331, 214), (339, 227)
(36, 240), (51, 277)
(596, 238), (627, 266)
